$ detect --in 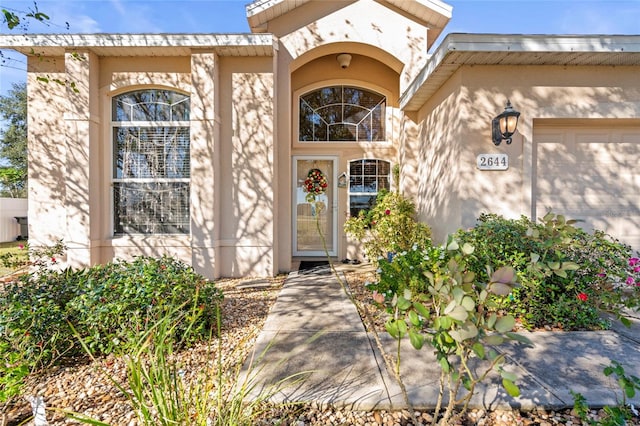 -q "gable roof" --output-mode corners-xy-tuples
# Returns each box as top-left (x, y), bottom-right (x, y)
(400, 33), (640, 111)
(246, 0), (452, 50)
